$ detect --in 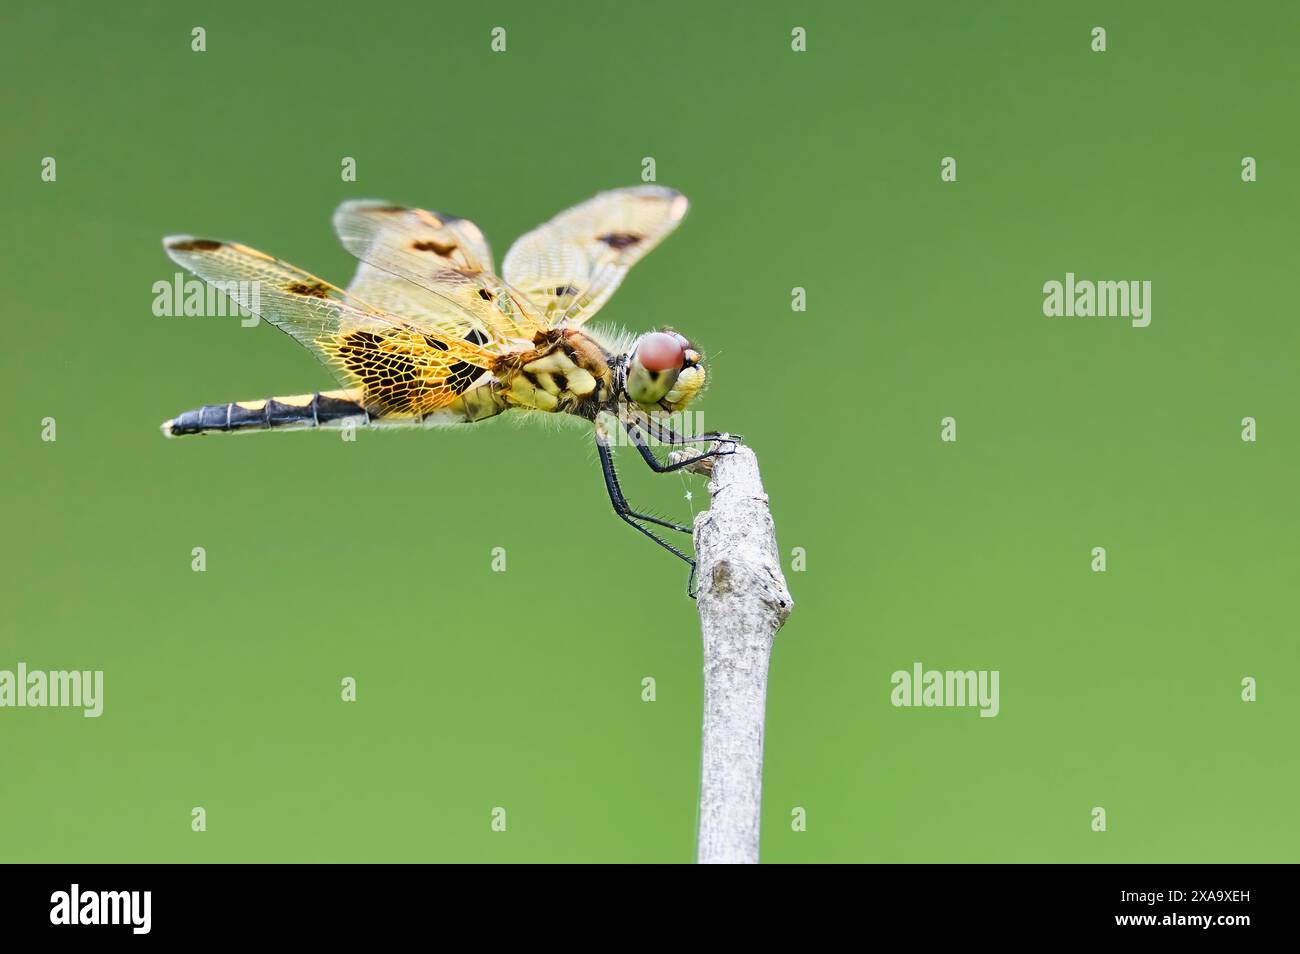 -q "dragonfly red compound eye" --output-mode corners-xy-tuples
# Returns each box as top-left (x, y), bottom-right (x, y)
(637, 331), (686, 371)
